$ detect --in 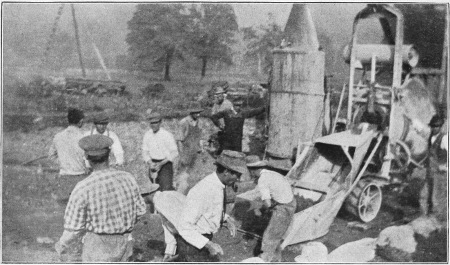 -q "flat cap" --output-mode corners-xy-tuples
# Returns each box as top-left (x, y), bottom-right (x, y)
(213, 81), (229, 90)
(148, 112), (162, 123)
(429, 114), (444, 127)
(215, 87), (227, 95)
(216, 150), (247, 174)
(93, 112), (109, 124)
(189, 108), (204, 114)
(79, 135), (113, 156)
